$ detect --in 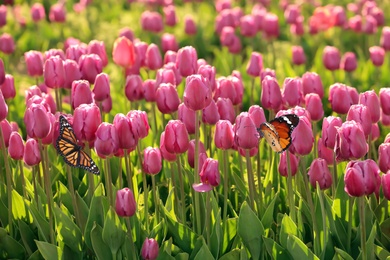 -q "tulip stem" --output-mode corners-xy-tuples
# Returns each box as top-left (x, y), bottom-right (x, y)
(222, 149), (229, 226)
(256, 148), (263, 215)
(359, 196), (367, 260)
(125, 218), (138, 260)
(176, 157), (186, 223)
(347, 197), (354, 253)
(86, 144), (95, 204)
(54, 87), (62, 112)
(245, 150), (256, 212)
(18, 160), (27, 198)
(205, 191), (211, 246)
(142, 171), (149, 233)
(151, 175), (160, 222)
(286, 151), (296, 223)
(66, 165), (81, 229)
(0, 126), (13, 236)
(124, 150), (133, 191)
(250, 77), (255, 106)
(194, 110), (202, 234)
(32, 166), (39, 206)
(104, 158), (114, 208)
(317, 184), (327, 253)
(332, 153), (337, 197)
(151, 103), (158, 137)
